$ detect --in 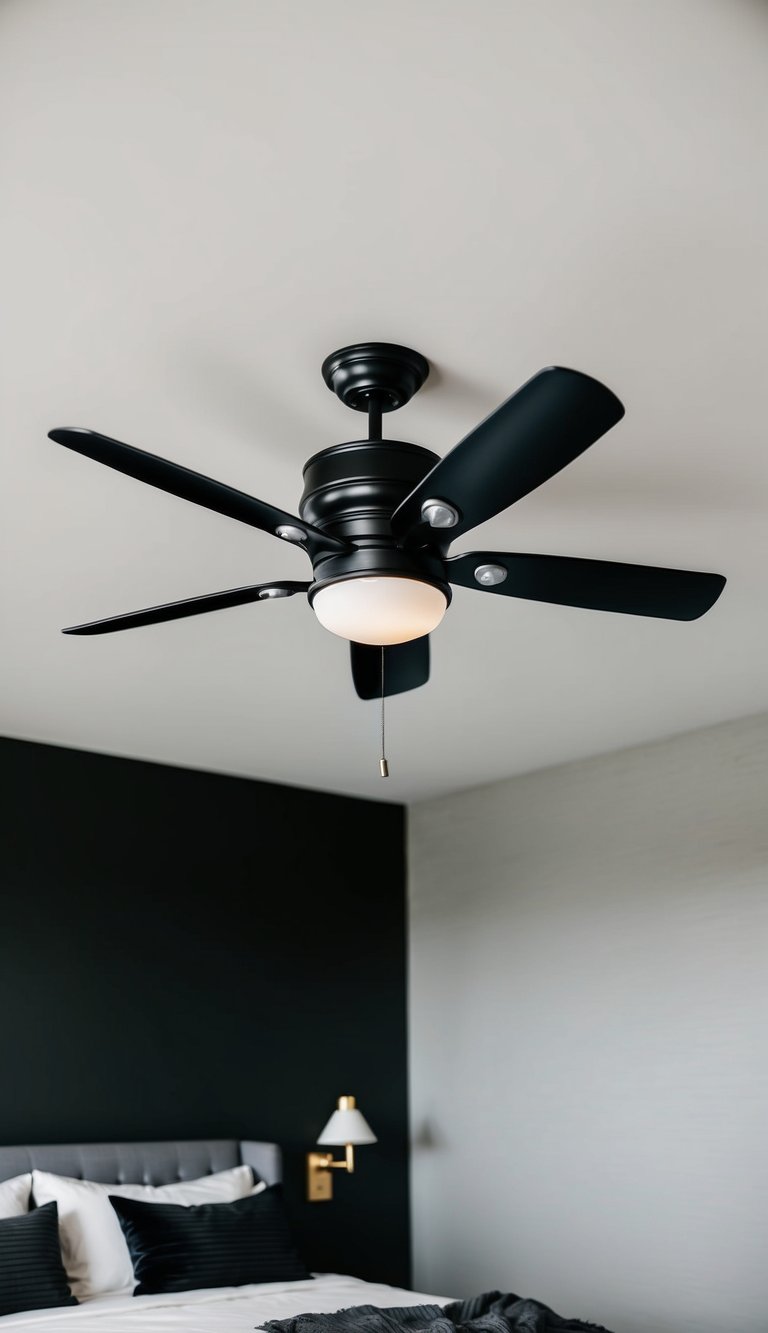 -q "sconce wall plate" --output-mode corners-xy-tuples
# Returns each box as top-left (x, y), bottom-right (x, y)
(307, 1151), (336, 1202)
